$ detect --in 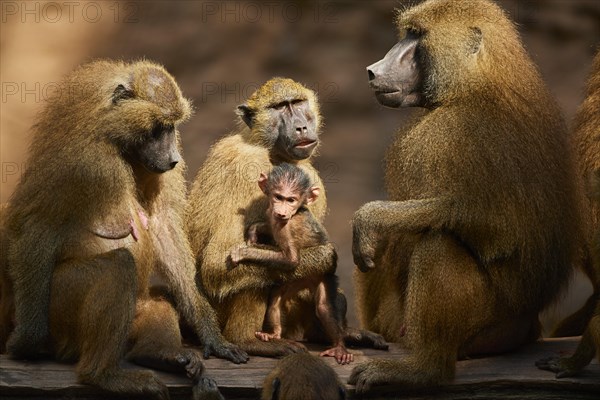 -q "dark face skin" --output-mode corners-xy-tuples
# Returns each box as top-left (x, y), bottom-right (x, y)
(131, 123), (181, 174)
(367, 31), (425, 108)
(270, 99), (318, 160)
(239, 99), (319, 161)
